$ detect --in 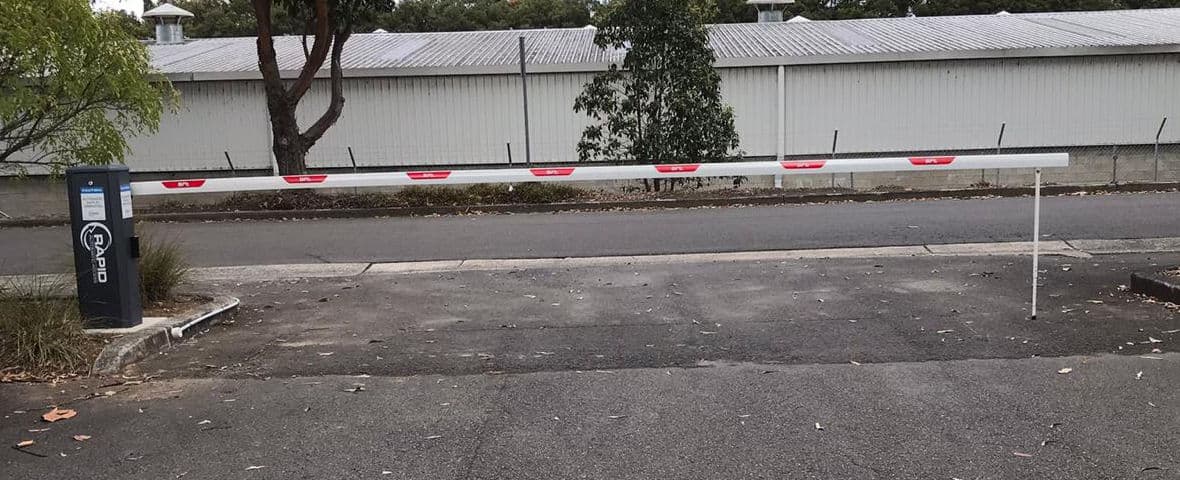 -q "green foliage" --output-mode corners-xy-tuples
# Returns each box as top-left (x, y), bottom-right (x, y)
(0, 277), (97, 374)
(0, 0), (176, 174)
(574, 0), (739, 165)
(98, 9), (154, 39)
(386, 0), (591, 32)
(137, 232), (191, 303)
(157, 0), (590, 36)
